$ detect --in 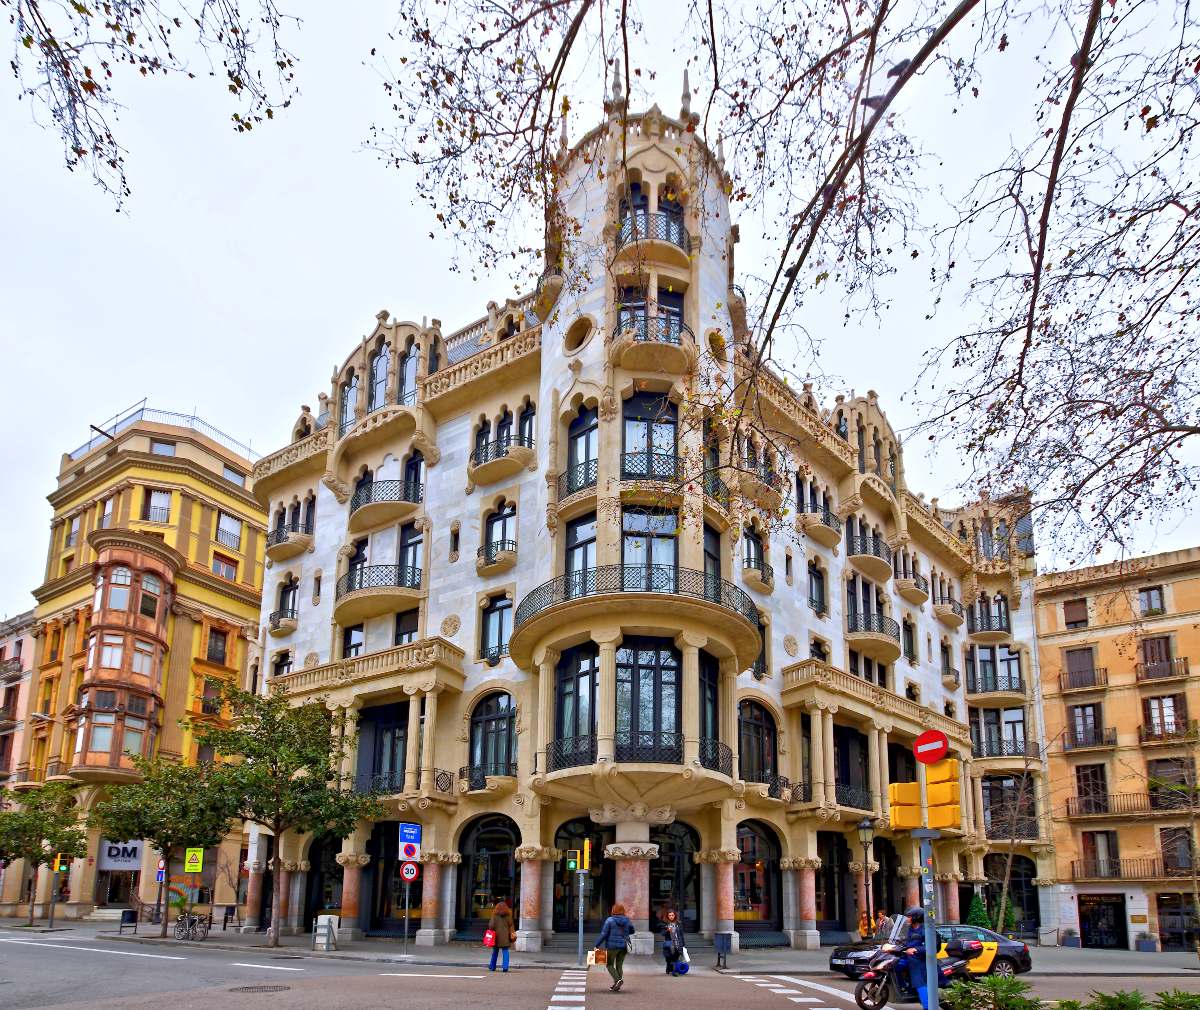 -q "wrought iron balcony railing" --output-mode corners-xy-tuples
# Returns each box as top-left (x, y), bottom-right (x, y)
(972, 738), (1040, 759)
(478, 540), (517, 566)
(349, 479), (424, 515)
(266, 520), (313, 547)
(835, 781), (872, 811)
(458, 761), (517, 791)
(846, 612), (901, 641)
(354, 769), (407, 794)
(1139, 720), (1198, 743)
(557, 458), (598, 500)
(703, 471), (730, 507)
(934, 597), (964, 616)
(966, 672), (1025, 695)
(471, 433), (534, 468)
(142, 506), (171, 524)
(336, 564), (422, 599)
(614, 730), (684, 764)
(698, 738), (733, 776)
(846, 535), (893, 566)
(1072, 857), (1170, 881)
(1064, 727), (1117, 750)
(214, 527), (242, 550)
(967, 607), (1012, 635)
(1136, 657), (1189, 682)
(791, 781), (814, 804)
(743, 556), (774, 584)
(269, 608), (297, 630)
(742, 768), (792, 800)
(799, 504), (842, 534)
(547, 735), (597, 771)
(620, 451), (680, 482)
(1060, 667), (1107, 692)
(616, 210), (690, 251)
